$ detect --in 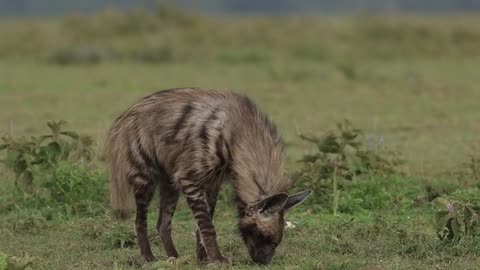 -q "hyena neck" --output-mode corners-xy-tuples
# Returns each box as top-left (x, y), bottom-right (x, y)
(226, 94), (292, 214)
(229, 142), (292, 212)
